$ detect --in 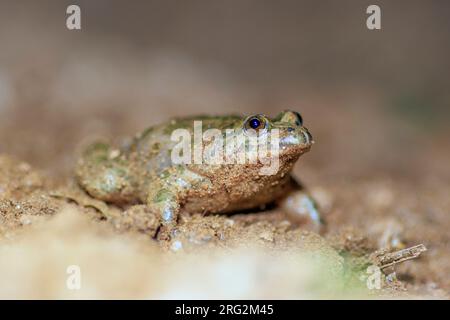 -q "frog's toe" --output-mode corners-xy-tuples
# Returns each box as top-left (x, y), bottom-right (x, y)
(281, 191), (324, 233)
(109, 203), (179, 240)
(149, 202), (179, 241)
(112, 205), (161, 238)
